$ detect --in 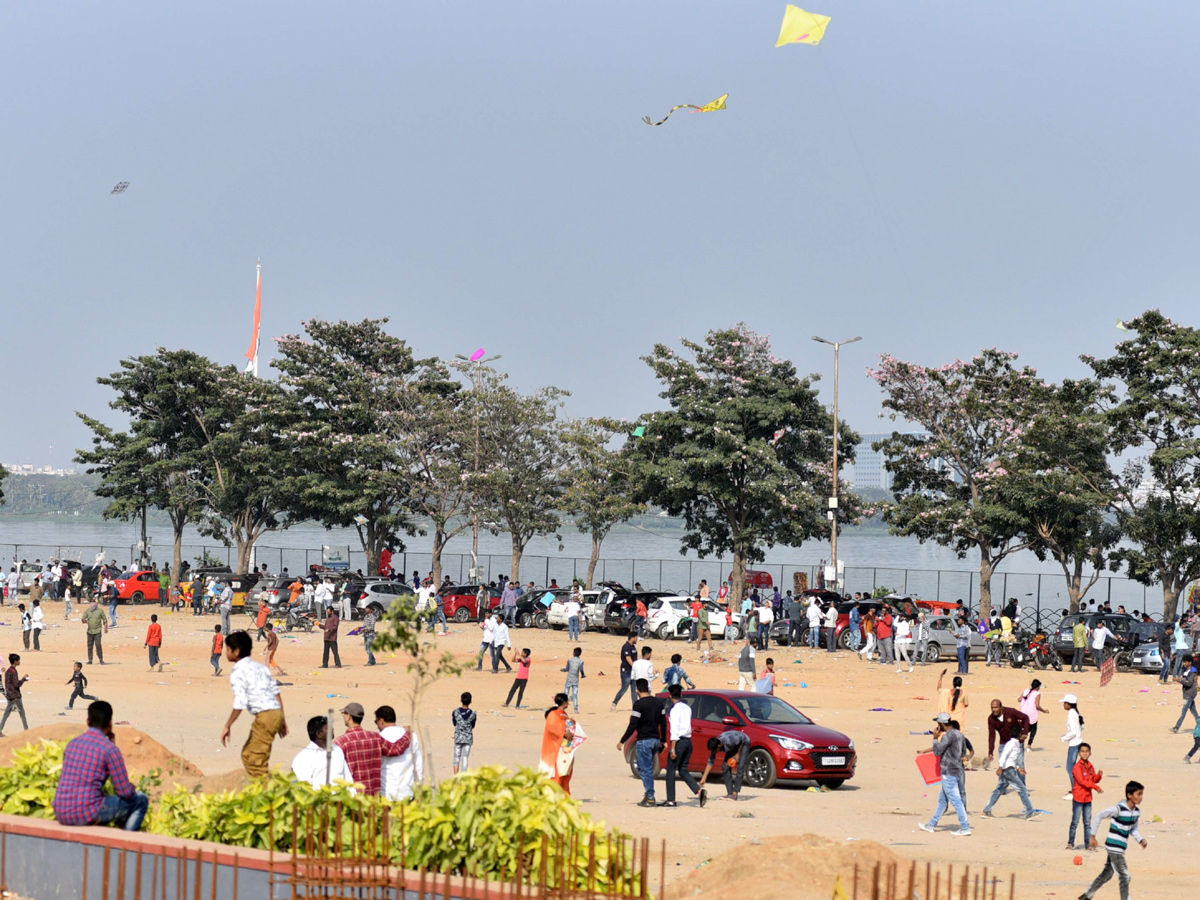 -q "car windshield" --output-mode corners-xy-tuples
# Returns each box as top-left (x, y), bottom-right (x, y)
(119, 570), (136, 579)
(727, 695), (813, 725)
